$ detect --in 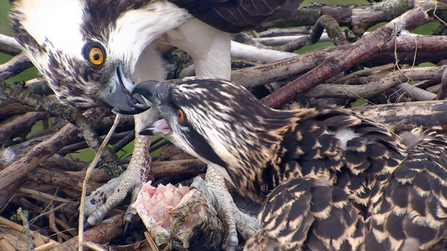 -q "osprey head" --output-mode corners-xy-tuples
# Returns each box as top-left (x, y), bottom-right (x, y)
(128, 78), (298, 201)
(10, 0), (191, 112)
